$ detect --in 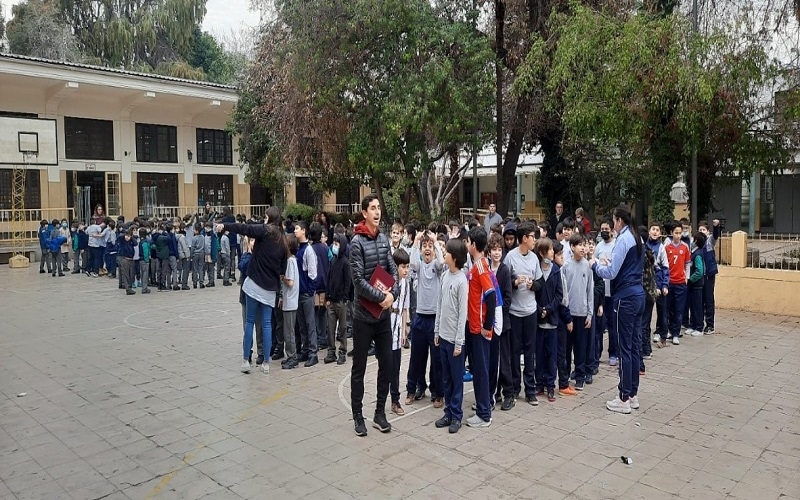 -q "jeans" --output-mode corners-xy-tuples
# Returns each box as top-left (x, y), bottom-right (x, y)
(667, 284), (687, 340)
(614, 293), (644, 400)
(298, 294), (318, 358)
(350, 316), (392, 417)
(241, 304), (263, 357)
(703, 274), (716, 330)
(405, 314), (441, 398)
(243, 294), (273, 362)
(470, 332), (492, 422)
(535, 326), (558, 390)
(439, 339), (465, 421)
(327, 300), (348, 355)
